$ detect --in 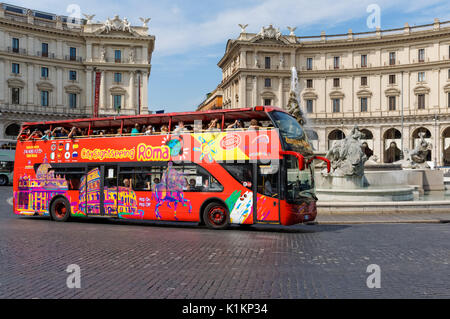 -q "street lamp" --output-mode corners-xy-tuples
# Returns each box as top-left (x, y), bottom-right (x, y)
(434, 113), (438, 169)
